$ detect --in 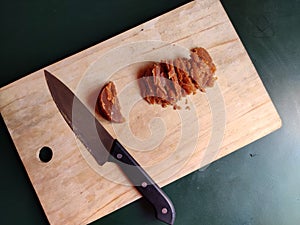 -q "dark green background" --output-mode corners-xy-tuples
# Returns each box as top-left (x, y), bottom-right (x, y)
(1, 0), (299, 224)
